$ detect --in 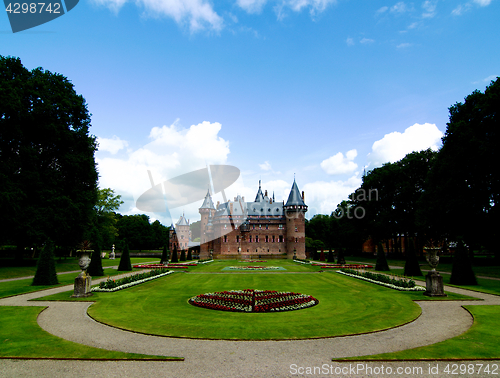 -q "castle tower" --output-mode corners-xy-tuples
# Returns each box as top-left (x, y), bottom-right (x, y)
(199, 190), (215, 260)
(284, 179), (308, 259)
(175, 213), (190, 253)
